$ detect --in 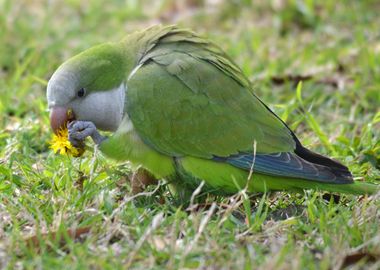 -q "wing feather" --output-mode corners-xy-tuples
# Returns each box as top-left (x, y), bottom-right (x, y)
(126, 48), (295, 157)
(124, 26), (353, 184)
